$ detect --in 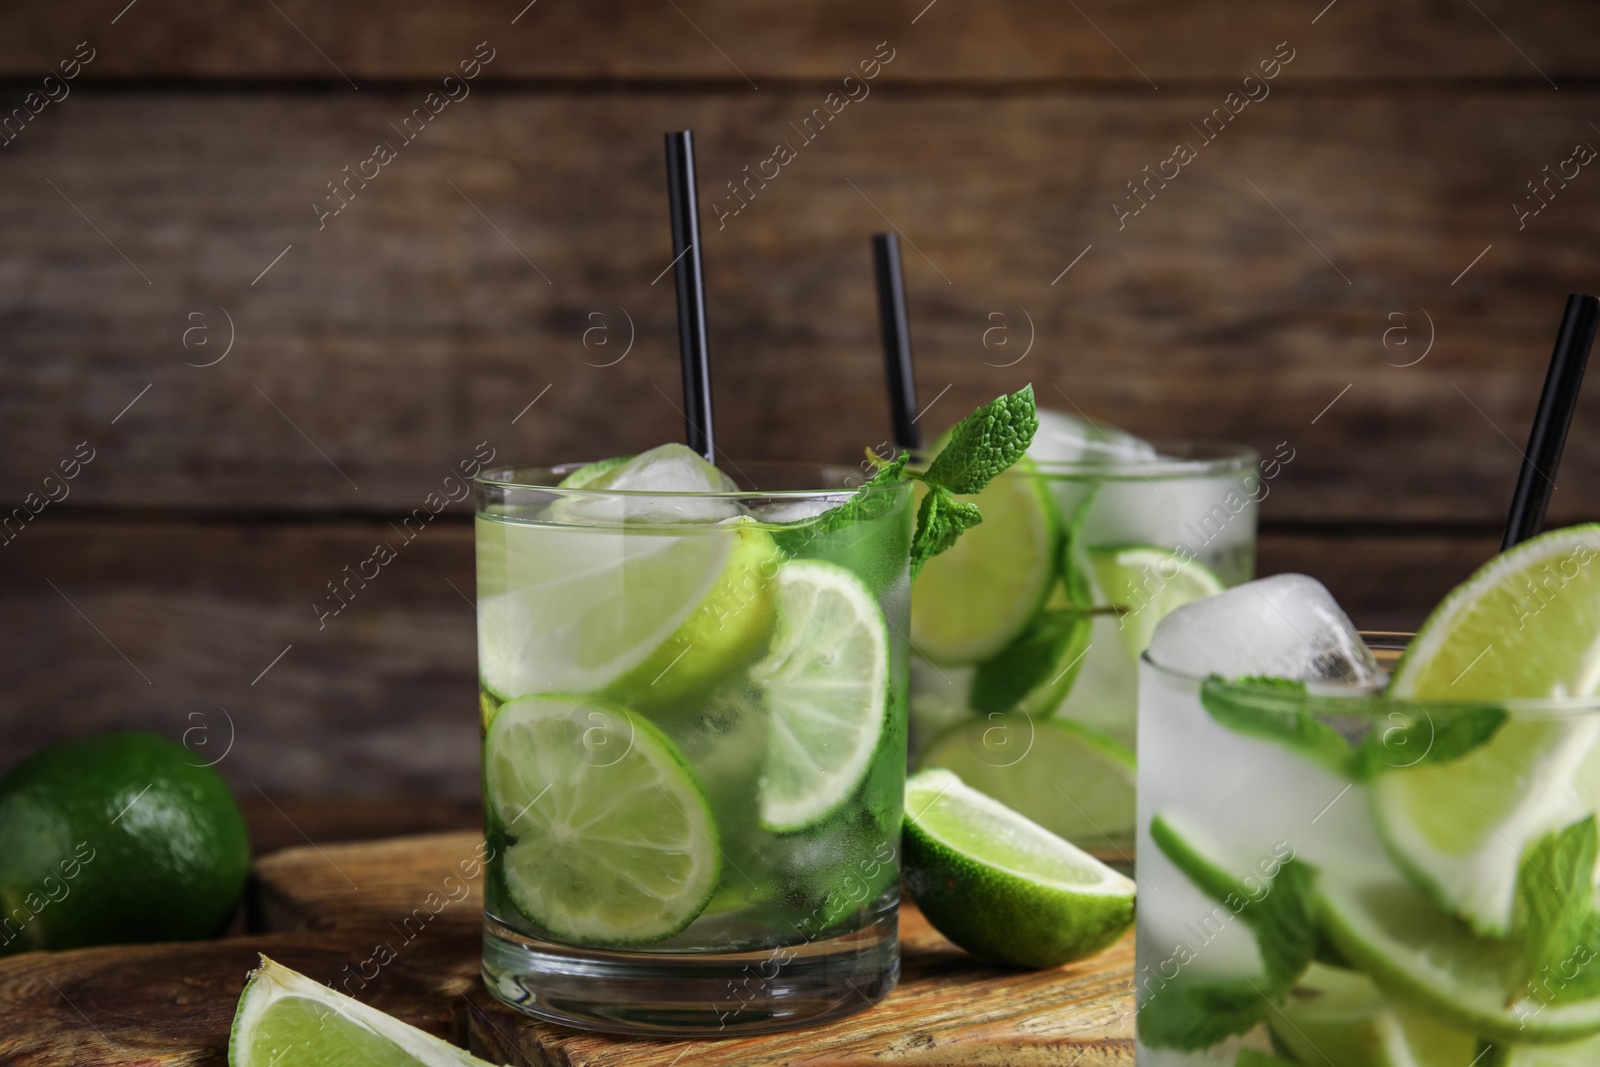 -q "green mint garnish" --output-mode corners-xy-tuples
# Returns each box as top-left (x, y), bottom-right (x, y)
(922, 385), (1039, 494)
(1199, 676), (1354, 778)
(1136, 975), (1276, 1051)
(1515, 816), (1600, 986)
(909, 384), (1038, 576)
(766, 386), (1037, 576)
(967, 607), (1090, 714)
(1141, 814), (1319, 1050)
